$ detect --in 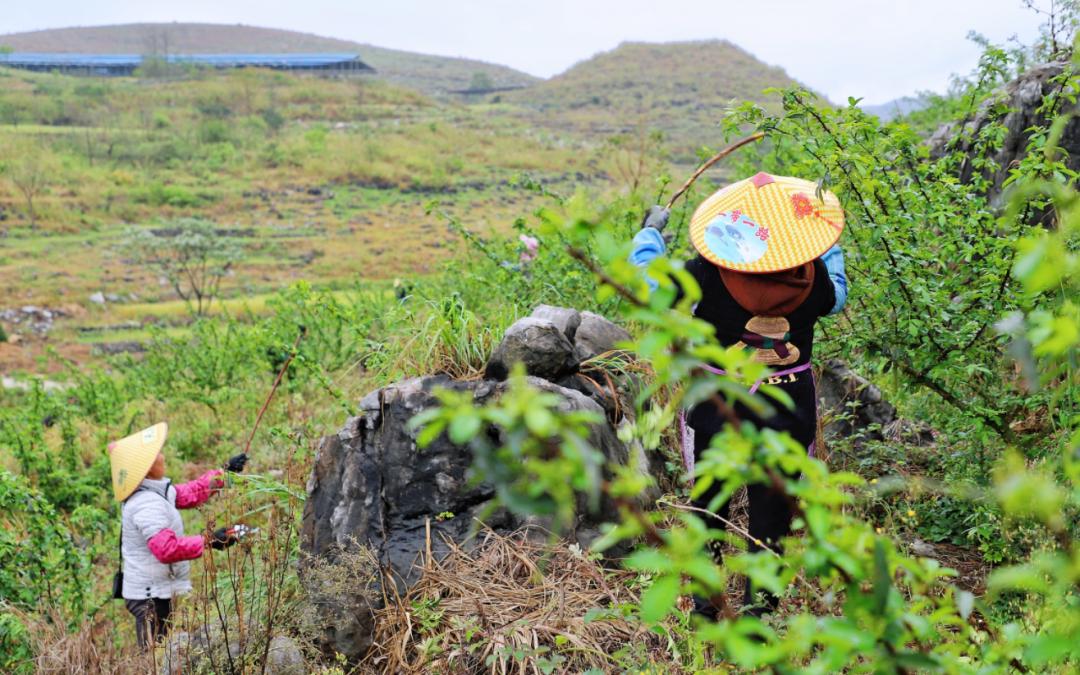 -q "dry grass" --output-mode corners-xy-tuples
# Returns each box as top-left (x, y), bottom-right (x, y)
(5, 606), (153, 675)
(363, 527), (682, 674)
